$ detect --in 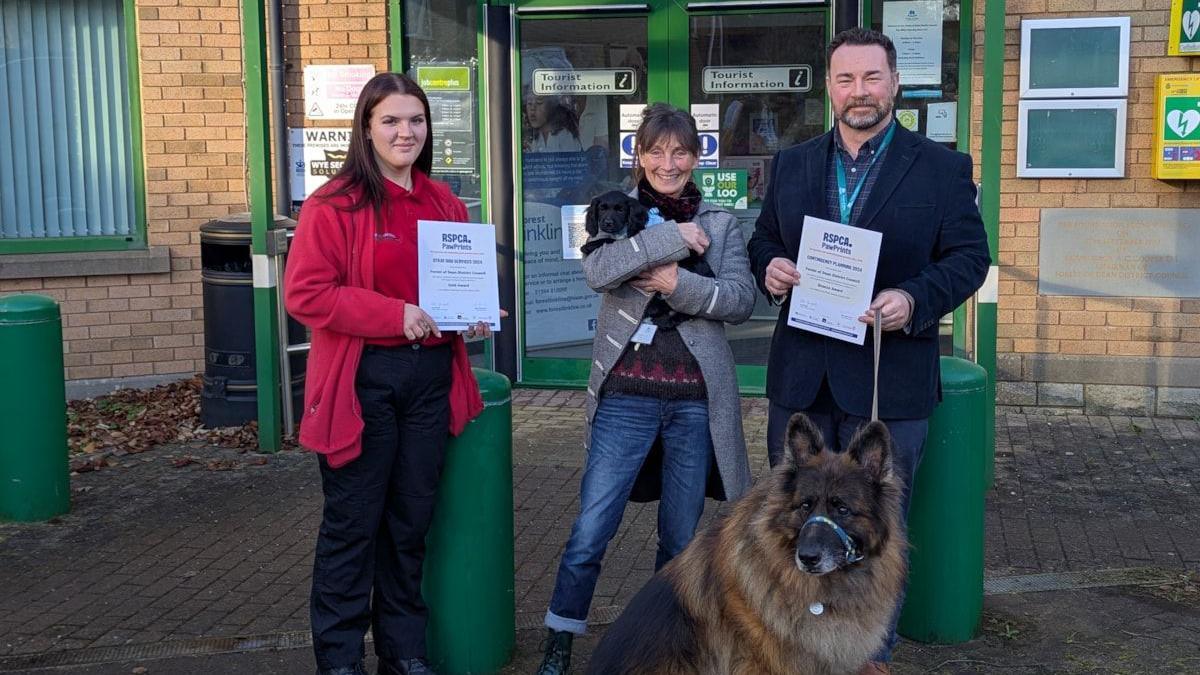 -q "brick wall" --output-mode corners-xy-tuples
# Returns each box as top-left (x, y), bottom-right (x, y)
(0, 0), (391, 387)
(972, 0), (1200, 415)
(282, 0), (389, 131)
